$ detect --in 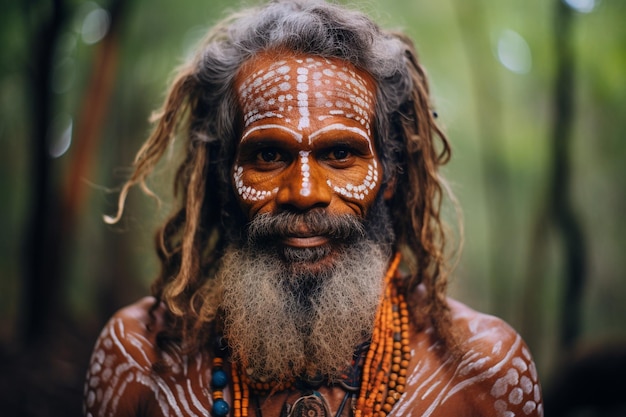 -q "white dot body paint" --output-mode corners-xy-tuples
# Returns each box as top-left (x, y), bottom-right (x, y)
(327, 160), (378, 201)
(235, 55), (378, 204)
(299, 151), (311, 196)
(233, 164), (278, 202)
(237, 56), (374, 134)
(297, 67), (310, 130)
(83, 312), (215, 417)
(390, 312), (543, 417)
